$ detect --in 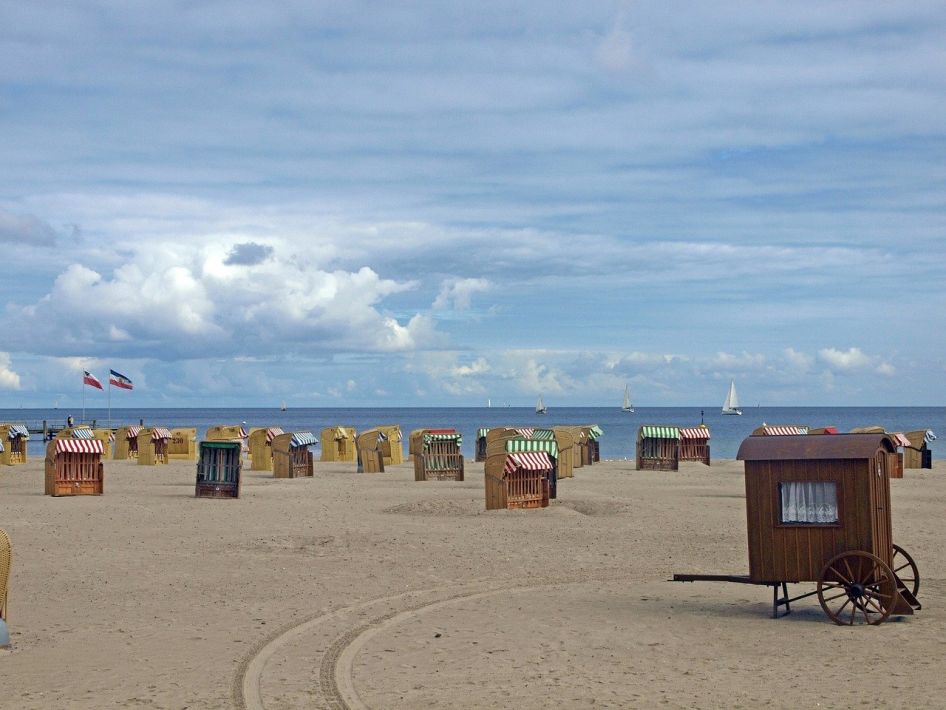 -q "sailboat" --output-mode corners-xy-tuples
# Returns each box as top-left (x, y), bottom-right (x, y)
(621, 384), (634, 413)
(721, 380), (742, 416)
(535, 396), (547, 415)
(280, 401), (287, 411)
